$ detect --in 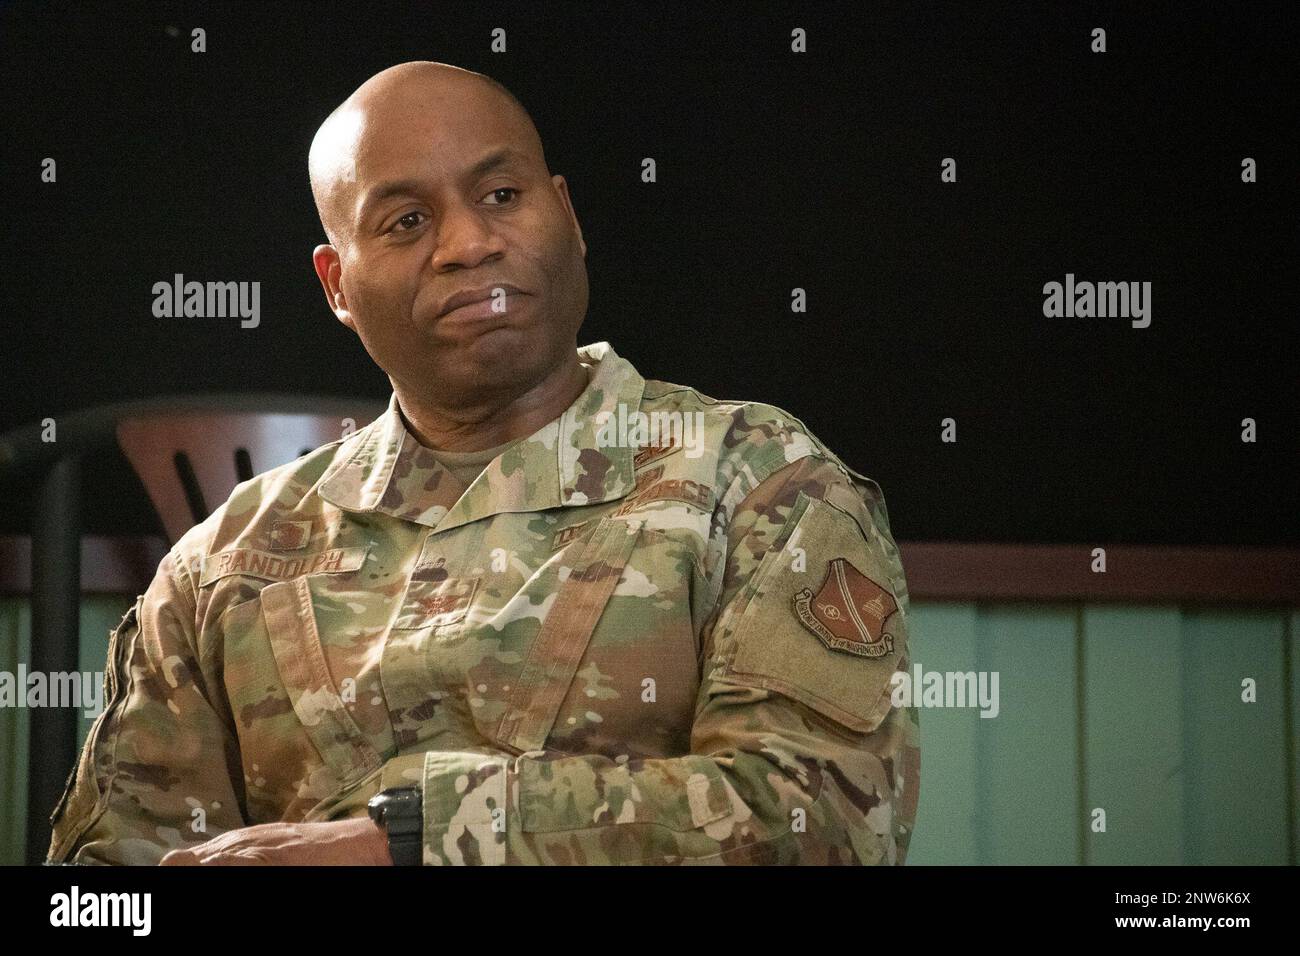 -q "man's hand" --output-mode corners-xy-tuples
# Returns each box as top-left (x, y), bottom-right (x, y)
(158, 817), (394, 866)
